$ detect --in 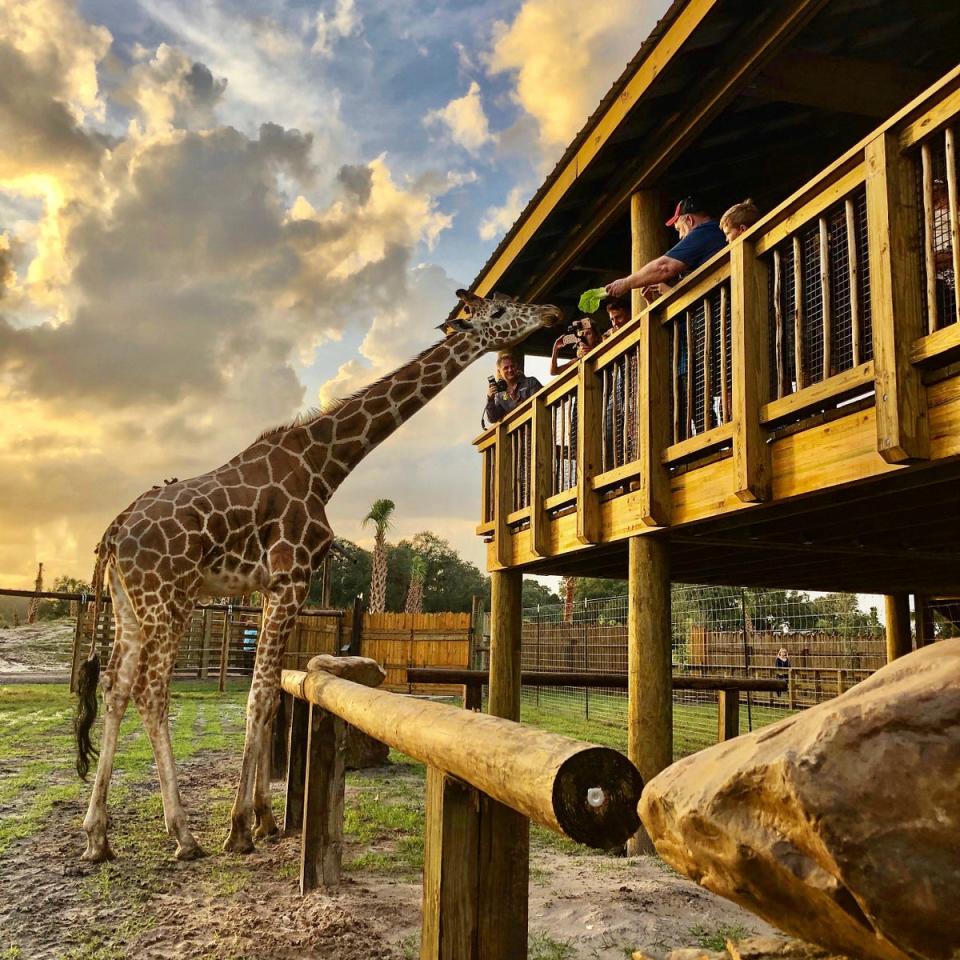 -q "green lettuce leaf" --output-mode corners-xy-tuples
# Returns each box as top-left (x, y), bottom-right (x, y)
(578, 287), (608, 314)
